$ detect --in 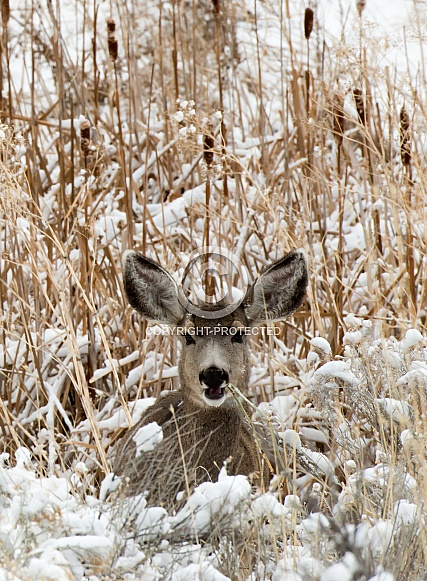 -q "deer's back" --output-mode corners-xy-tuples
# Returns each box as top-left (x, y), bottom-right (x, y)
(113, 391), (268, 506)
